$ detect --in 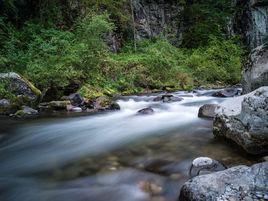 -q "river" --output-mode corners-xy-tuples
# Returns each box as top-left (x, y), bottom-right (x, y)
(0, 90), (259, 201)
